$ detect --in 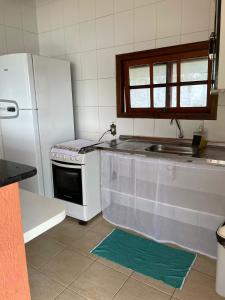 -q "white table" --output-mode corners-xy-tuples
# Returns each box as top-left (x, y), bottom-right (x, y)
(20, 189), (66, 243)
